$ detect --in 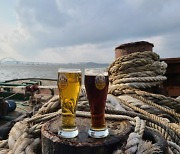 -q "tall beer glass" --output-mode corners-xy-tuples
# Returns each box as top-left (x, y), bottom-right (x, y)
(57, 68), (81, 138)
(85, 68), (109, 138)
